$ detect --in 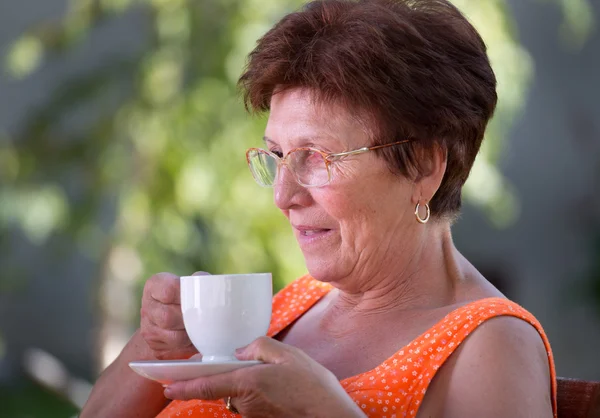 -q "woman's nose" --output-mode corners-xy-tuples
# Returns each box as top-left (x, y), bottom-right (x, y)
(274, 164), (307, 210)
